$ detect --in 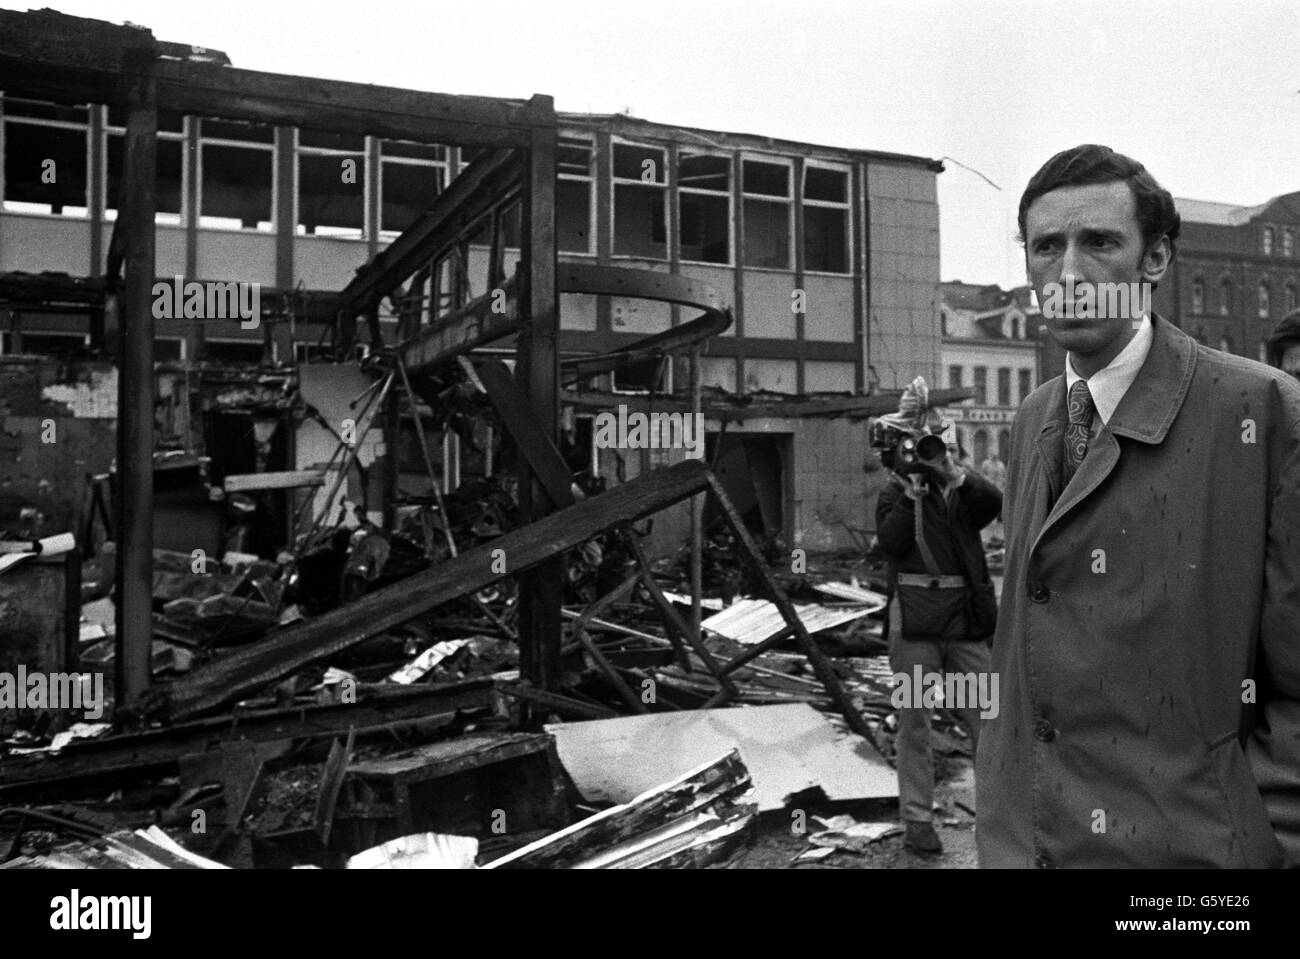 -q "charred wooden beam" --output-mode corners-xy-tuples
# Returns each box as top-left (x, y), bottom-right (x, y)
(476, 359), (574, 510)
(340, 148), (523, 319)
(560, 386), (977, 421)
(399, 275), (524, 374)
(136, 459), (713, 722)
(0, 681), (497, 798)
